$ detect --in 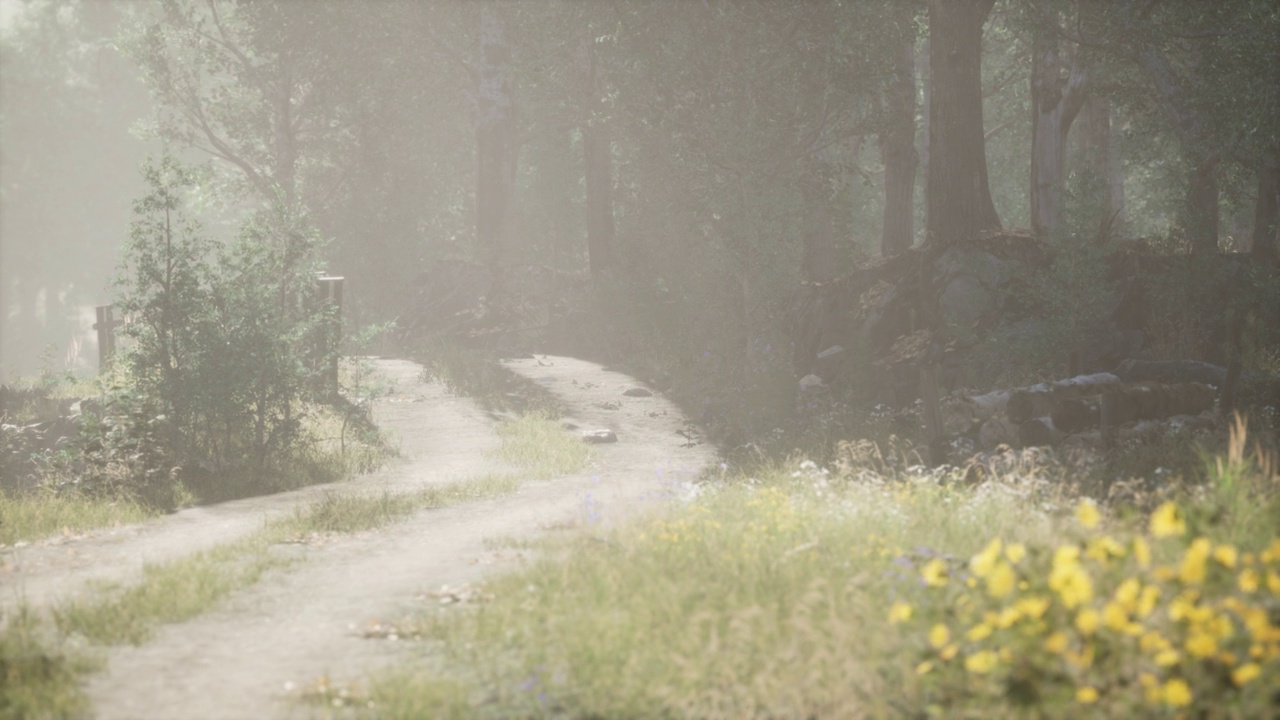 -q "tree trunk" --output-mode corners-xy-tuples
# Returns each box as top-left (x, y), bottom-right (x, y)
(880, 18), (918, 257)
(1079, 96), (1125, 239)
(475, 2), (517, 296)
(1252, 147), (1279, 268)
(925, 0), (1001, 247)
(1029, 27), (1087, 238)
(800, 147), (839, 282)
(581, 36), (614, 281)
(1185, 152), (1220, 256)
